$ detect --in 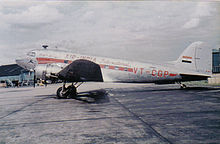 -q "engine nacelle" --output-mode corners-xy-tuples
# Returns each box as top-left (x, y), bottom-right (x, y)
(35, 63), (66, 80)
